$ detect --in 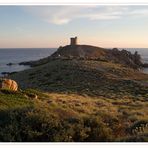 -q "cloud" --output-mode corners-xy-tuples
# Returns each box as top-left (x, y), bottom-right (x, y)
(129, 9), (148, 16)
(24, 6), (96, 25)
(24, 6), (148, 25)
